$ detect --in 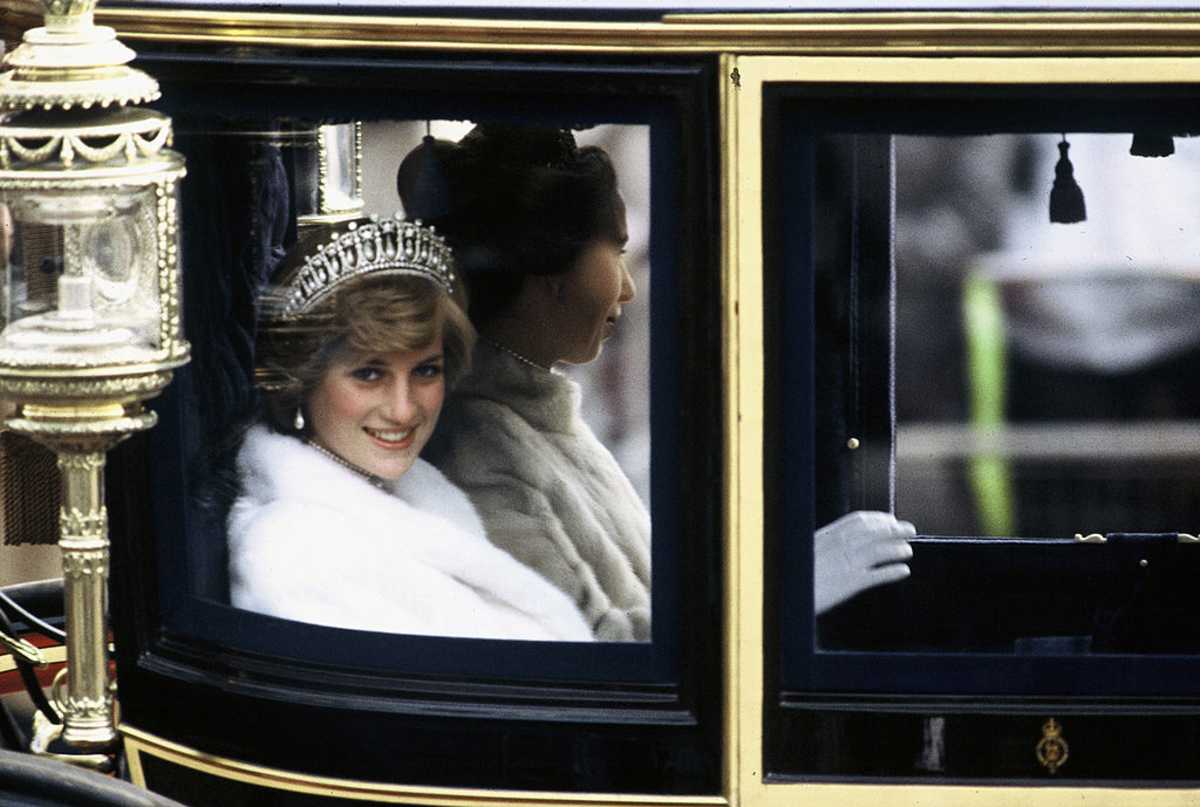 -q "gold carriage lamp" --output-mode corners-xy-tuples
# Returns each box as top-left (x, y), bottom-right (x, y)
(0, 0), (188, 753)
